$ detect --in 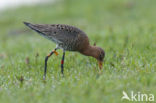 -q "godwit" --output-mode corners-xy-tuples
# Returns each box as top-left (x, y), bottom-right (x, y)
(23, 22), (105, 80)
